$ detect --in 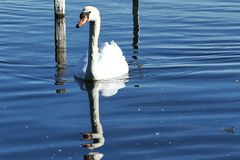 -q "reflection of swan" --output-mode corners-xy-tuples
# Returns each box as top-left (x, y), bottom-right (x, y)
(84, 152), (104, 160)
(78, 78), (127, 151)
(75, 6), (129, 80)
